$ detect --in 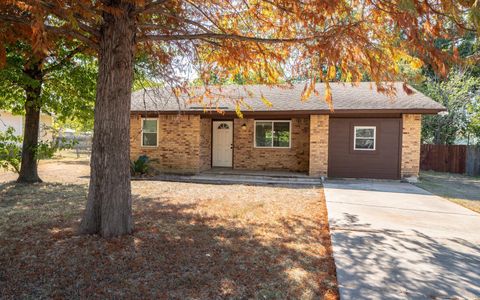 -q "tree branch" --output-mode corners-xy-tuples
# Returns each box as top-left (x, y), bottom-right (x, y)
(0, 13), (99, 51)
(38, 0), (101, 38)
(138, 10), (214, 34)
(135, 0), (170, 15)
(0, 14), (30, 26)
(42, 45), (87, 75)
(45, 25), (99, 51)
(183, 0), (226, 33)
(138, 32), (328, 43)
